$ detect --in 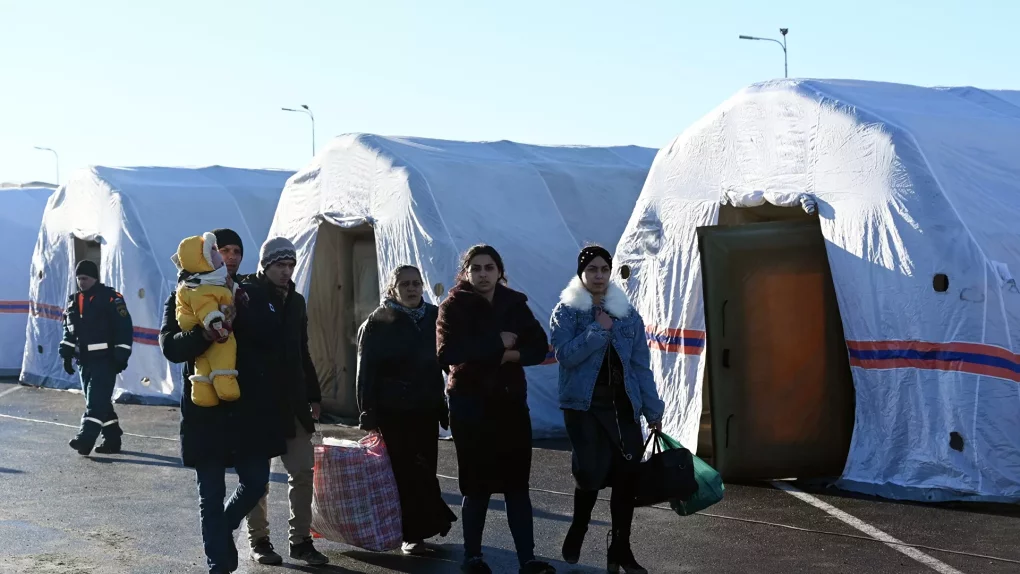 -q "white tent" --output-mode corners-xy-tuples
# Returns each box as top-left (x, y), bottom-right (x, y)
(268, 134), (656, 435)
(22, 166), (293, 403)
(615, 79), (1020, 502)
(0, 183), (55, 376)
